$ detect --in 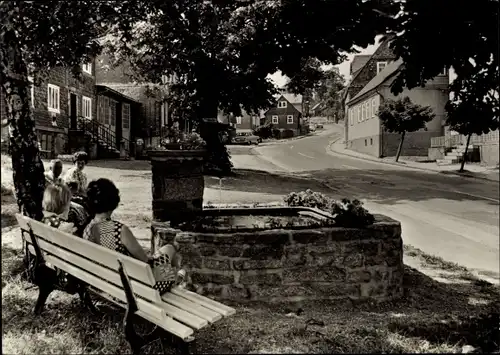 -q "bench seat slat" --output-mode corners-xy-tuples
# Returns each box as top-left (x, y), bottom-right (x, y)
(92, 290), (196, 343)
(162, 293), (222, 323)
(171, 287), (236, 317)
(160, 302), (208, 330)
(44, 255), (194, 340)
